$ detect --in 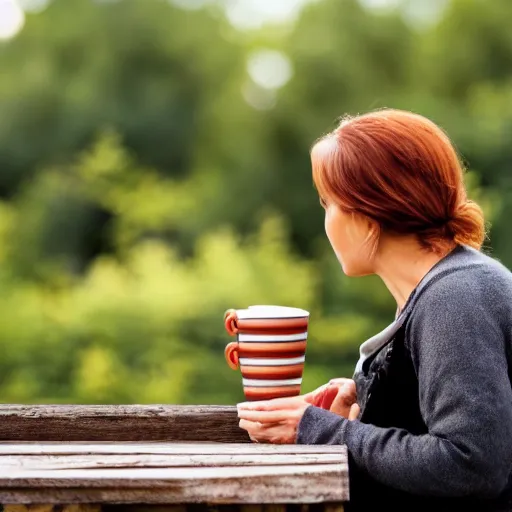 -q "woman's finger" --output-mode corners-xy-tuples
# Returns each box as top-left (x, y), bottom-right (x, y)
(349, 403), (360, 420)
(303, 383), (328, 405)
(237, 408), (293, 423)
(239, 418), (265, 437)
(237, 396), (300, 411)
(318, 384), (341, 409)
(239, 419), (279, 443)
(239, 418), (296, 445)
(330, 381), (357, 417)
(312, 378), (357, 411)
